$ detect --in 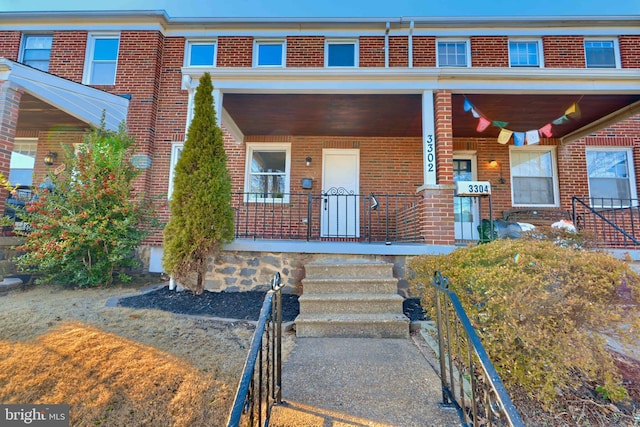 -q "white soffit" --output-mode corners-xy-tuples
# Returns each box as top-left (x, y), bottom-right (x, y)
(0, 58), (129, 131)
